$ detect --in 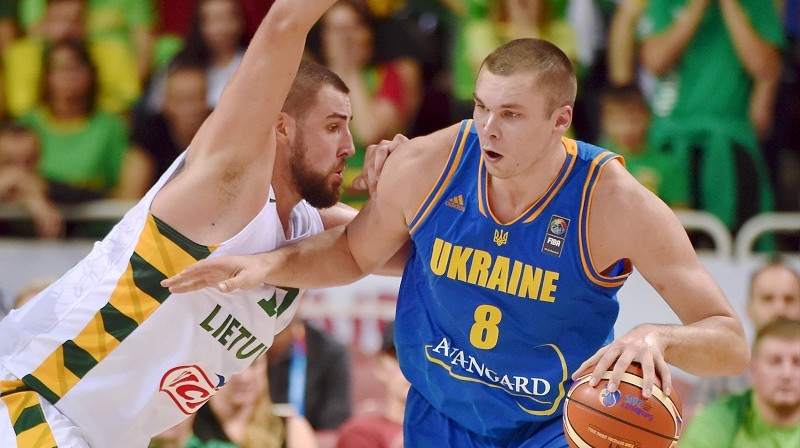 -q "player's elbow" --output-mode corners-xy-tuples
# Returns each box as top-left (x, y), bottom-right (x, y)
(721, 324), (751, 376)
(261, 3), (307, 38)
